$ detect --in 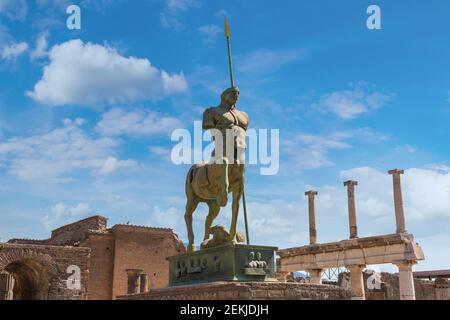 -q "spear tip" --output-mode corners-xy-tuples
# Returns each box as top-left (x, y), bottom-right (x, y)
(224, 16), (231, 38)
